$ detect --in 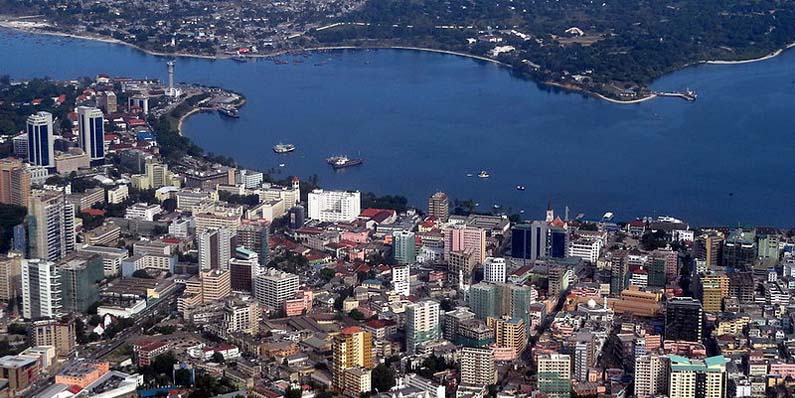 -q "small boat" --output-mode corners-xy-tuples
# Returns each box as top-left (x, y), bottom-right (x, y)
(327, 155), (363, 169)
(466, 173), (474, 177)
(218, 106), (239, 118)
(273, 143), (296, 154)
(232, 56), (248, 63)
(478, 171), (490, 178)
(493, 204), (501, 209)
(279, 163), (286, 167)
(516, 185), (526, 191)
